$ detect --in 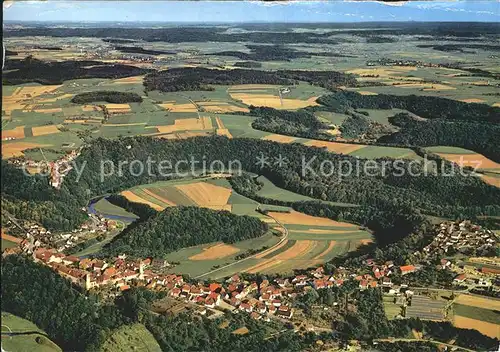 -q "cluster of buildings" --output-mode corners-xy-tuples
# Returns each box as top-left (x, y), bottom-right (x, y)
(48, 149), (80, 189)
(366, 58), (442, 68)
(3, 214), (113, 252)
(423, 221), (498, 257)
